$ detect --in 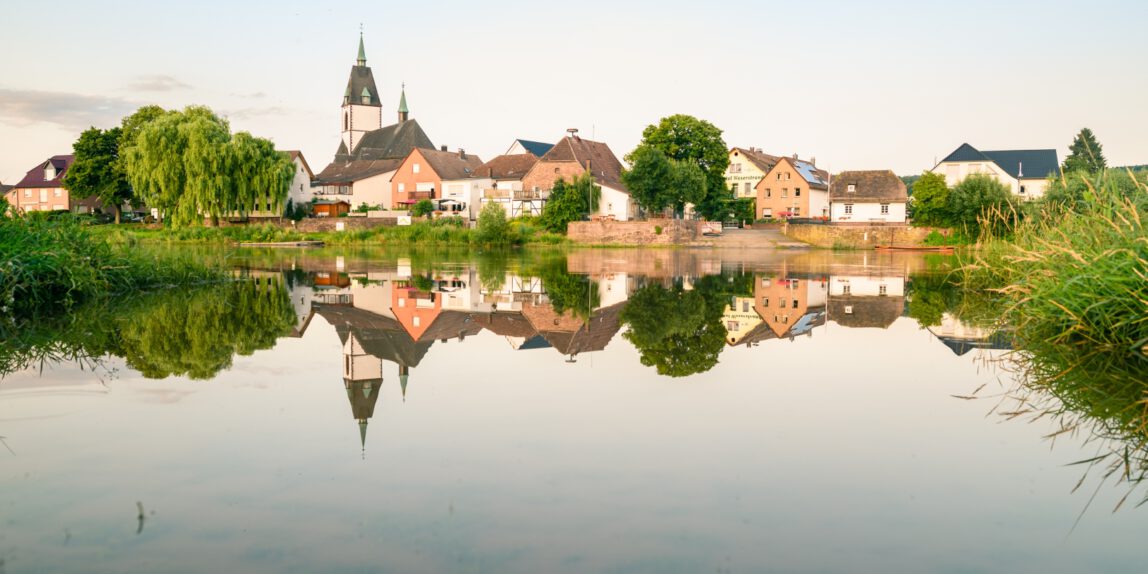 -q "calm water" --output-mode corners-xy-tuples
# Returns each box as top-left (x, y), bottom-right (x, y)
(2, 248), (1145, 573)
